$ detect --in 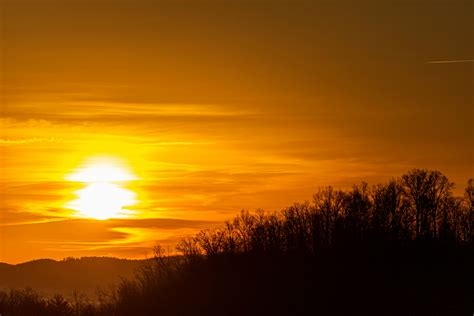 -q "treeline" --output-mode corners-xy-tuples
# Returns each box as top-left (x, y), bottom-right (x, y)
(1, 169), (473, 315)
(180, 169), (473, 257)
